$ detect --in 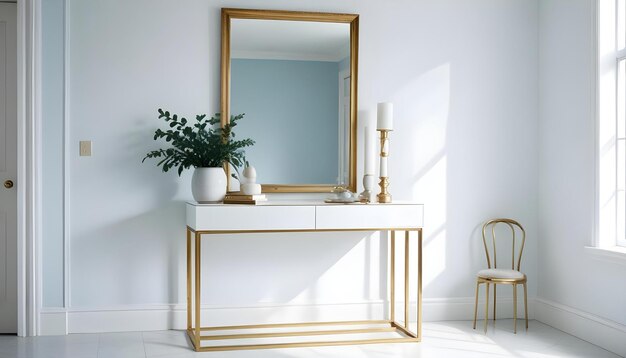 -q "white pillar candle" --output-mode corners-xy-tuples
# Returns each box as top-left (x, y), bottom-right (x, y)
(364, 125), (374, 175)
(380, 156), (388, 177)
(377, 102), (393, 130)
